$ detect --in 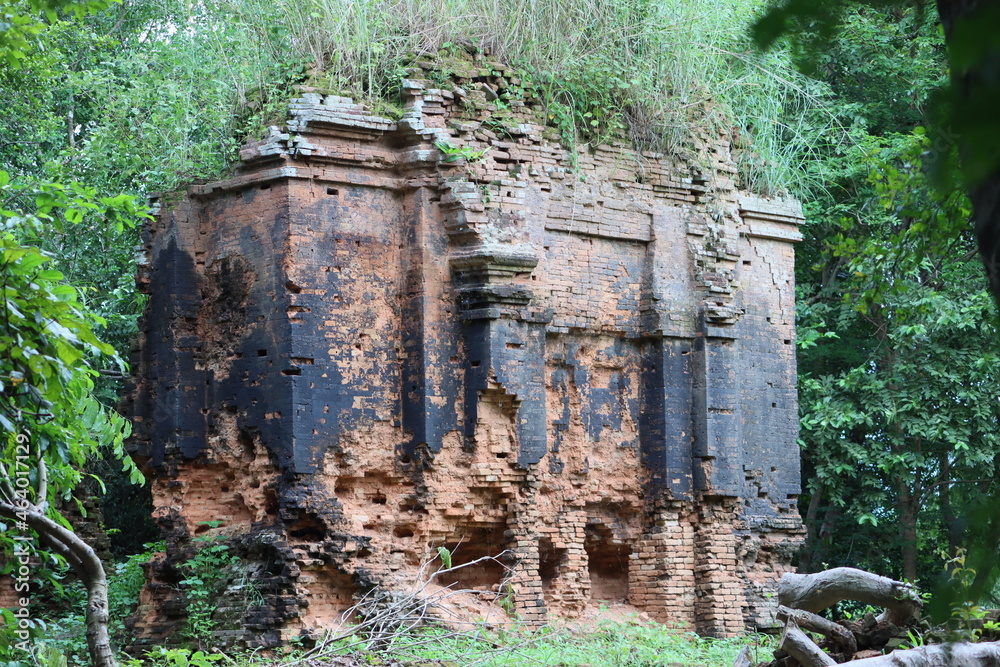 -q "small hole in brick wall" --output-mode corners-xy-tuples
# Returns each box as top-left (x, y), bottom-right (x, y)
(226, 405), (238, 414)
(449, 356), (459, 363)
(436, 525), (508, 590)
(282, 368), (302, 376)
(471, 360), (481, 367)
(495, 452), (509, 459)
(758, 491), (768, 499)
(506, 342), (523, 349)
(264, 489), (278, 516)
(585, 524), (631, 604)
(371, 491), (387, 505)
(357, 548), (372, 559)
(771, 402), (777, 408)
(538, 537), (567, 601)
(200, 408), (209, 415)
(743, 260), (752, 265)
(288, 515), (327, 541)
(394, 526), (415, 538)
(259, 553), (283, 577)
(399, 454), (412, 465)
(285, 280), (302, 294)
(327, 187), (338, 196)
(221, 485), (230, 493)
(260, 183), (271, 190)
(257, 349), (268, 357)
(784, 339), (791, 345)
